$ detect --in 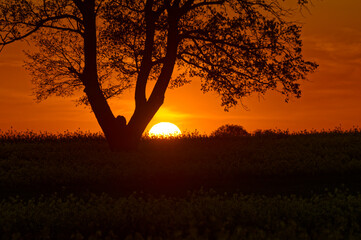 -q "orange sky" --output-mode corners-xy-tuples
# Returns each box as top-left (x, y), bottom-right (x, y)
(0, 0), (360, 135)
